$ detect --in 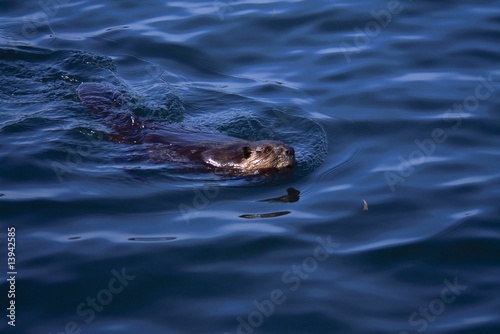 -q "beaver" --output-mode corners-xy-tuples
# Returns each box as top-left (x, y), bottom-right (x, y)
(77, 82), (296, 176)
